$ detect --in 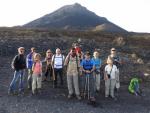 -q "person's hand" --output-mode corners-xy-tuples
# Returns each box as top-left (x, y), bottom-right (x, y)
(64, 65), (67, 71)
(12, 66), (15, 70)
(38, 74), (42, 78)
(104, 75), (108, 80)
(85, 70), (91, 73)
